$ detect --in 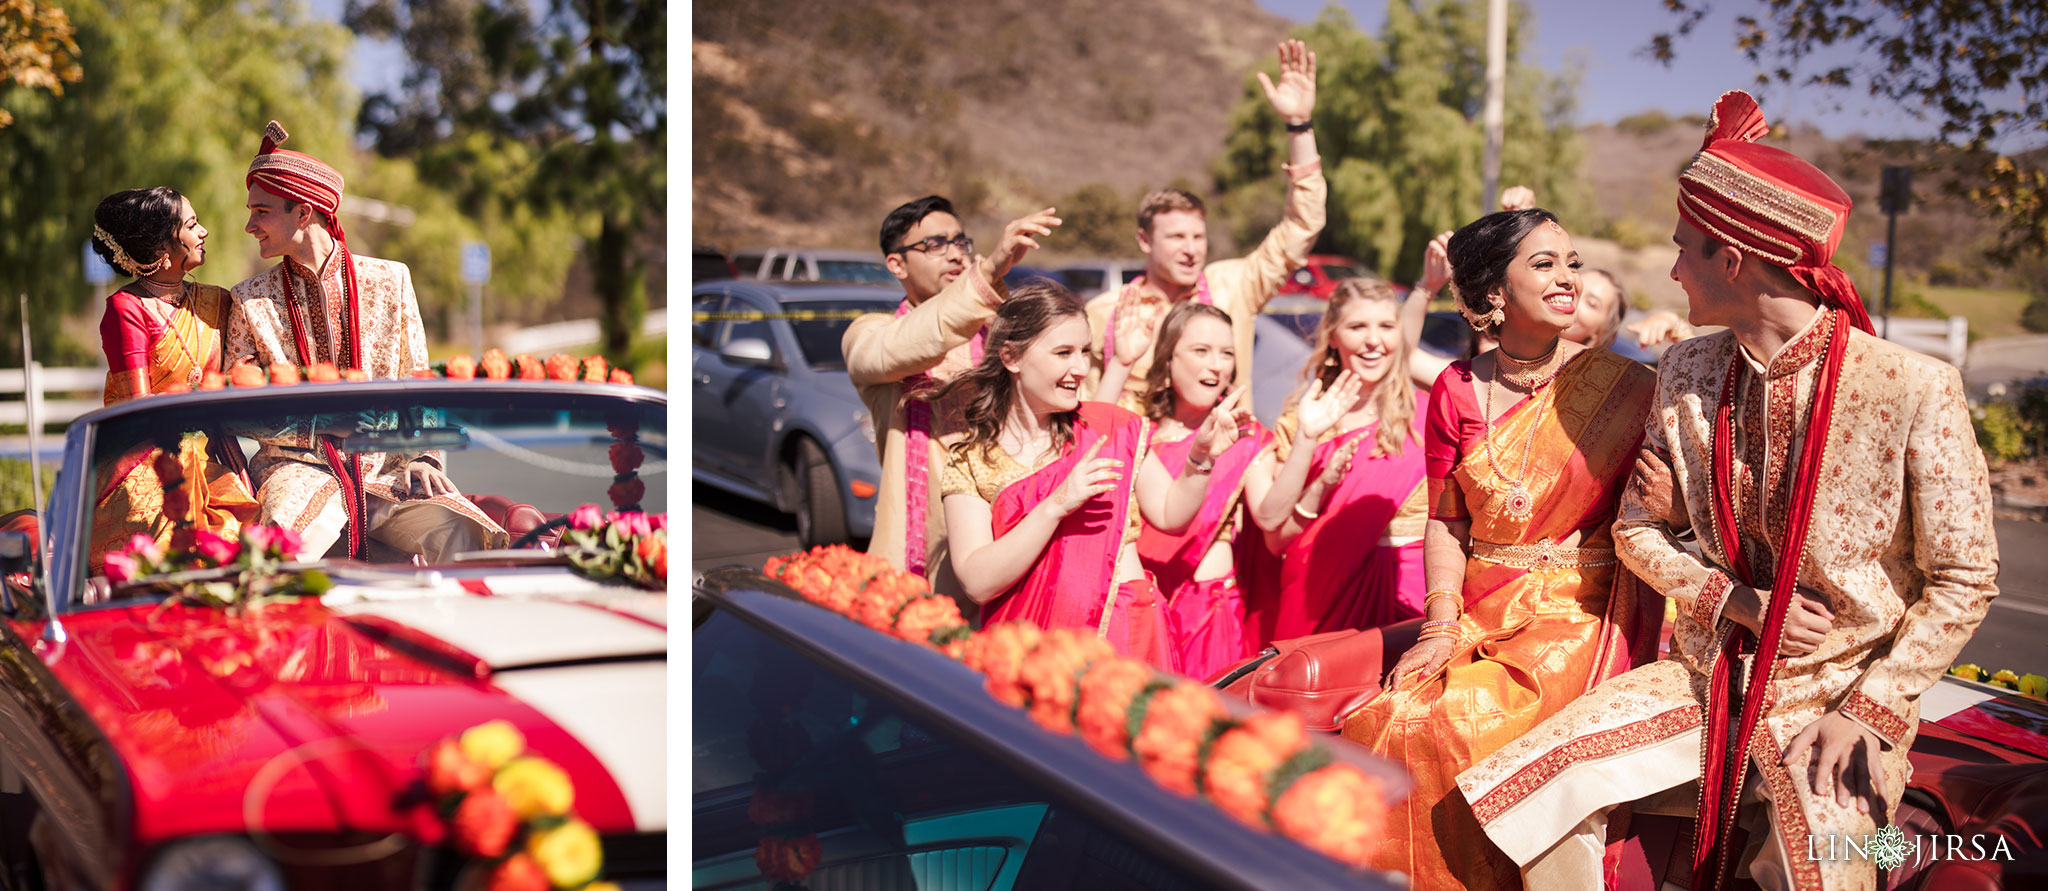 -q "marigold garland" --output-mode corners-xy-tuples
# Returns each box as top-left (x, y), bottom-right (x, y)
(138, 352), (638, 396)
(415, 721), (613, 890)
(762, 545), (1391, 869)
